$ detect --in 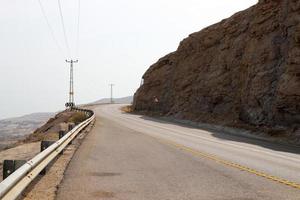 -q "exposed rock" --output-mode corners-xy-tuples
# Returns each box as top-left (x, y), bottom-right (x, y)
(133, 0), (300, 134)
